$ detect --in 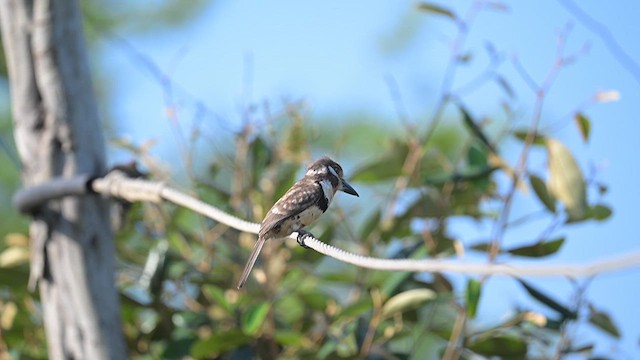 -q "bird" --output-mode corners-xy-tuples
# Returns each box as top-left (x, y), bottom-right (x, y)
(236, 157), (359, 289)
